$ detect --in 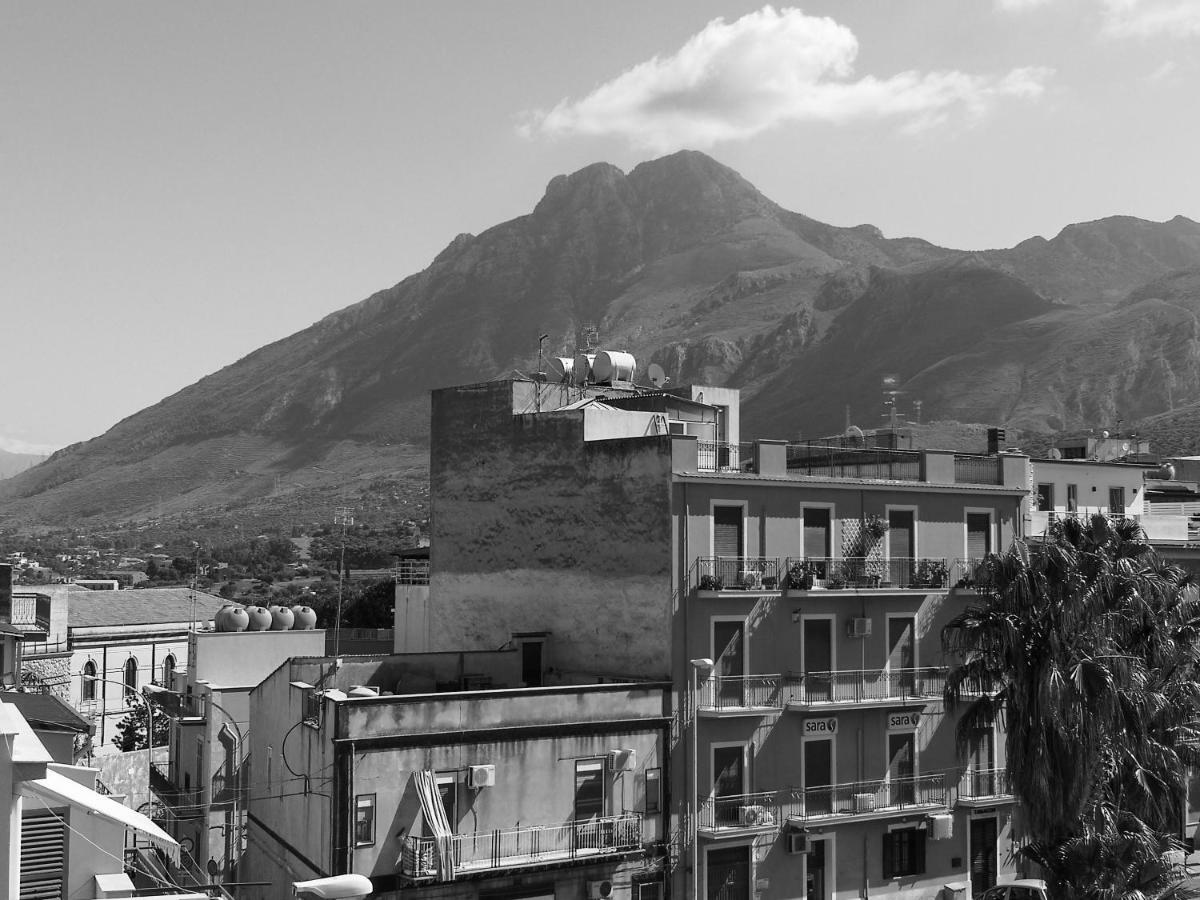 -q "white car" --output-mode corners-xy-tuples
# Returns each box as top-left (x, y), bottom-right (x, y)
(978, 880), (1050, 900)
